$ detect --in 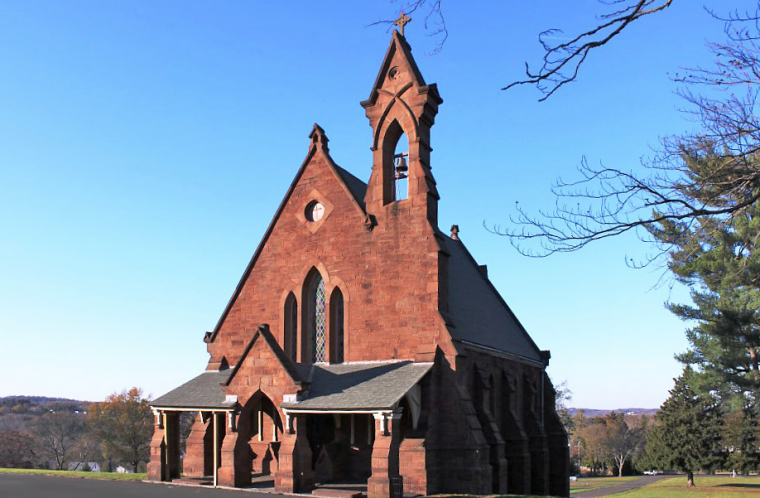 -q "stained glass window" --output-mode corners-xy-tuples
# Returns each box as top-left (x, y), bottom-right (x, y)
(313, 275), (326, 363)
